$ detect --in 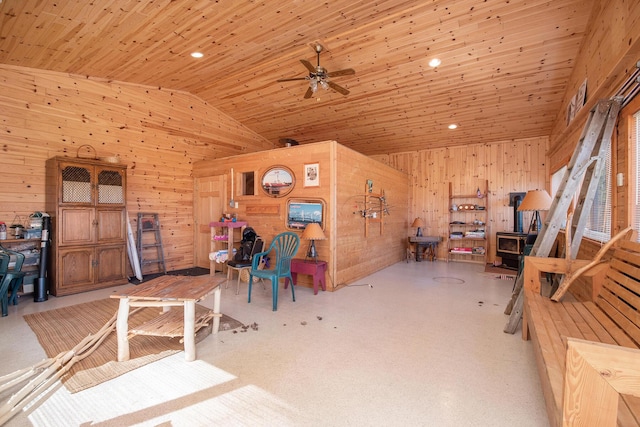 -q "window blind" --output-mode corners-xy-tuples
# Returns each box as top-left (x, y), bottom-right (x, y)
(583, 138), (612, 243)
(633, 111), (640, 240)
